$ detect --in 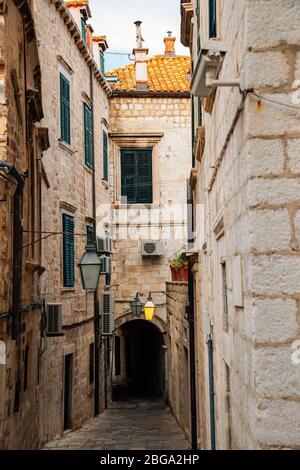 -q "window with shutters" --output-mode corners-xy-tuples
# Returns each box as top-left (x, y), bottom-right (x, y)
(209, 0), (217, 38)
(121, 149), (153, 204)
(81, 17), (87, 43)
(103, 130), (109, 182)
(63, 214), (75, 288)
(84, 104), (93, 169)
(86, 225), (95, 246)
(100, 50), (105, 74)
(60, 73), (71, 145)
